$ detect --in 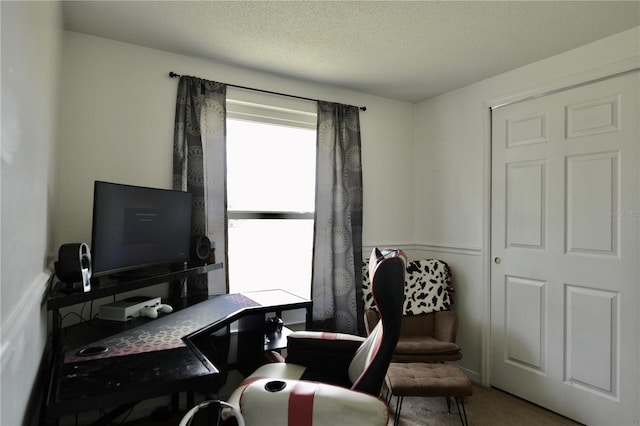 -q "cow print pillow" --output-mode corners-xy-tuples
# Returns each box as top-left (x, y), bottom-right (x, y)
(362, 259), (454, 315)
